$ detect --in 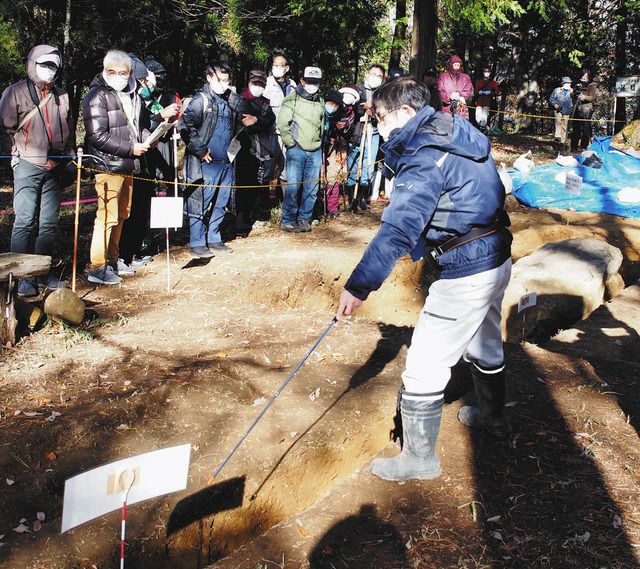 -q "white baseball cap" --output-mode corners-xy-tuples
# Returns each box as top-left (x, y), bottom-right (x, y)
(303, 66), (322, 82)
